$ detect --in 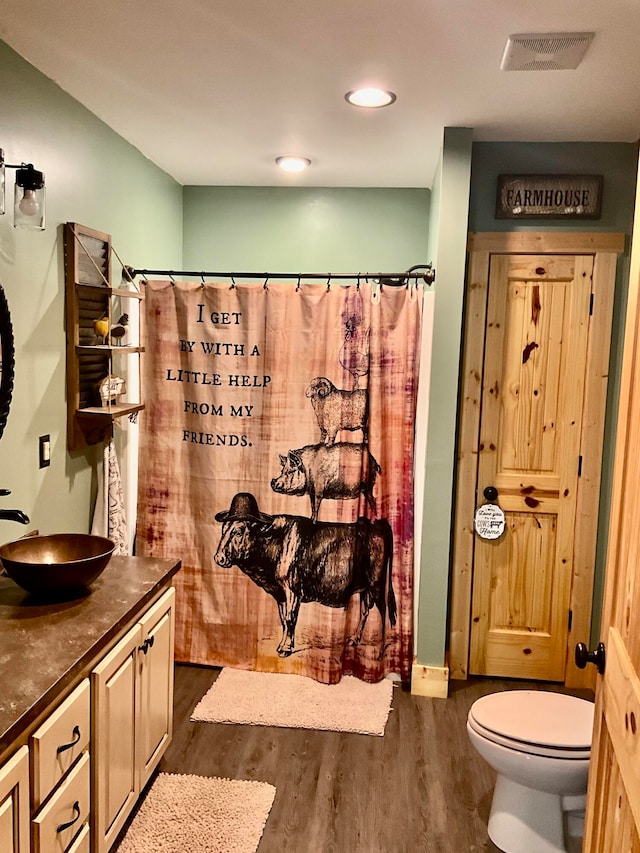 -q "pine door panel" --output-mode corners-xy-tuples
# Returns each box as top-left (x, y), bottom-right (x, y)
(584, 216), (640, 846)
(470, 254), (593, 680)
